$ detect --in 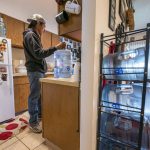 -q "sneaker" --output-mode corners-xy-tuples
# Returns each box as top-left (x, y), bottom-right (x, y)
(29, 123), (42, 133)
